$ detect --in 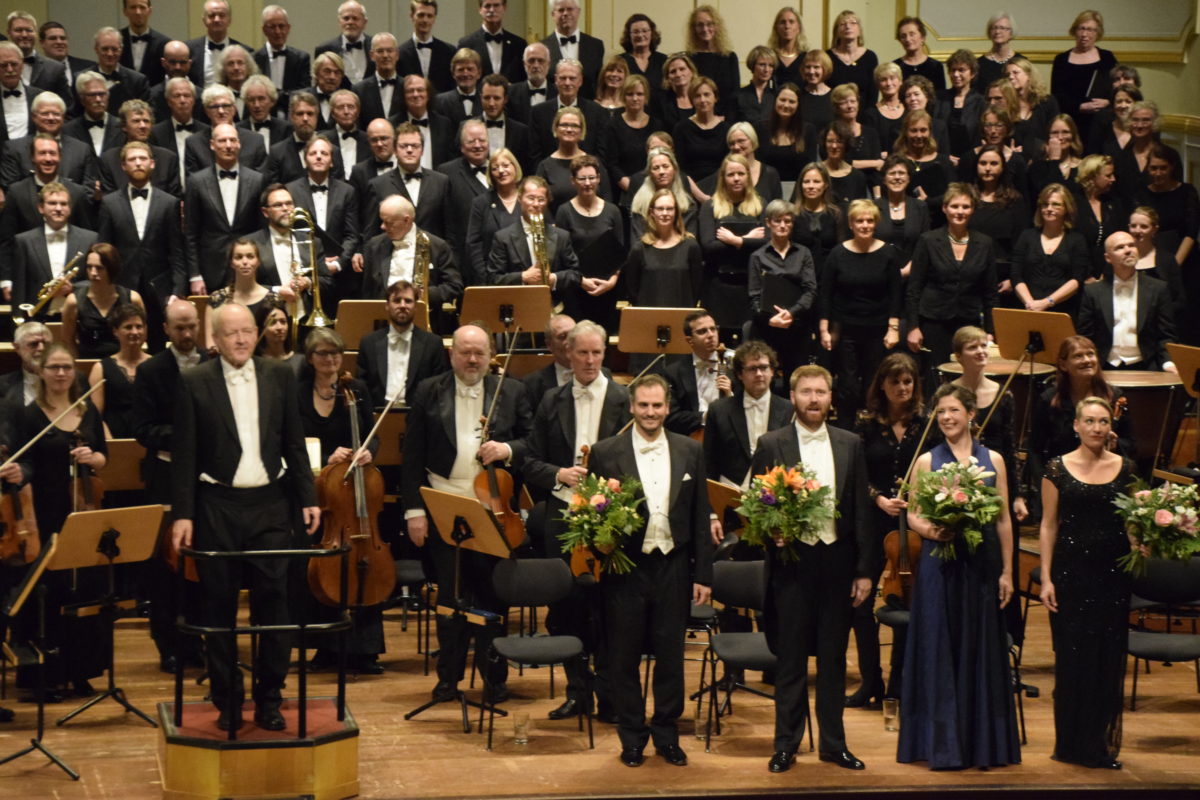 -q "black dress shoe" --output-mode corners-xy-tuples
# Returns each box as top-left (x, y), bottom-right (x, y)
(1098, 759), (1123, 770)
(431, 680), (458, 702)
(159, 655), (179, 674)
(619, 747), (644, 767)
(819, 750), (865, 770)
(594, 705), (619, 724)
(216, 709), (244, 731)
(656, 743), (688, 766)
(487, 682), (510, 704)
(355, 656), (385, 675)
(768, 750), (796, 772)
(254, 705), (286, 731)
(548, 697), (582, 719)
(0, 706), (14, 723)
